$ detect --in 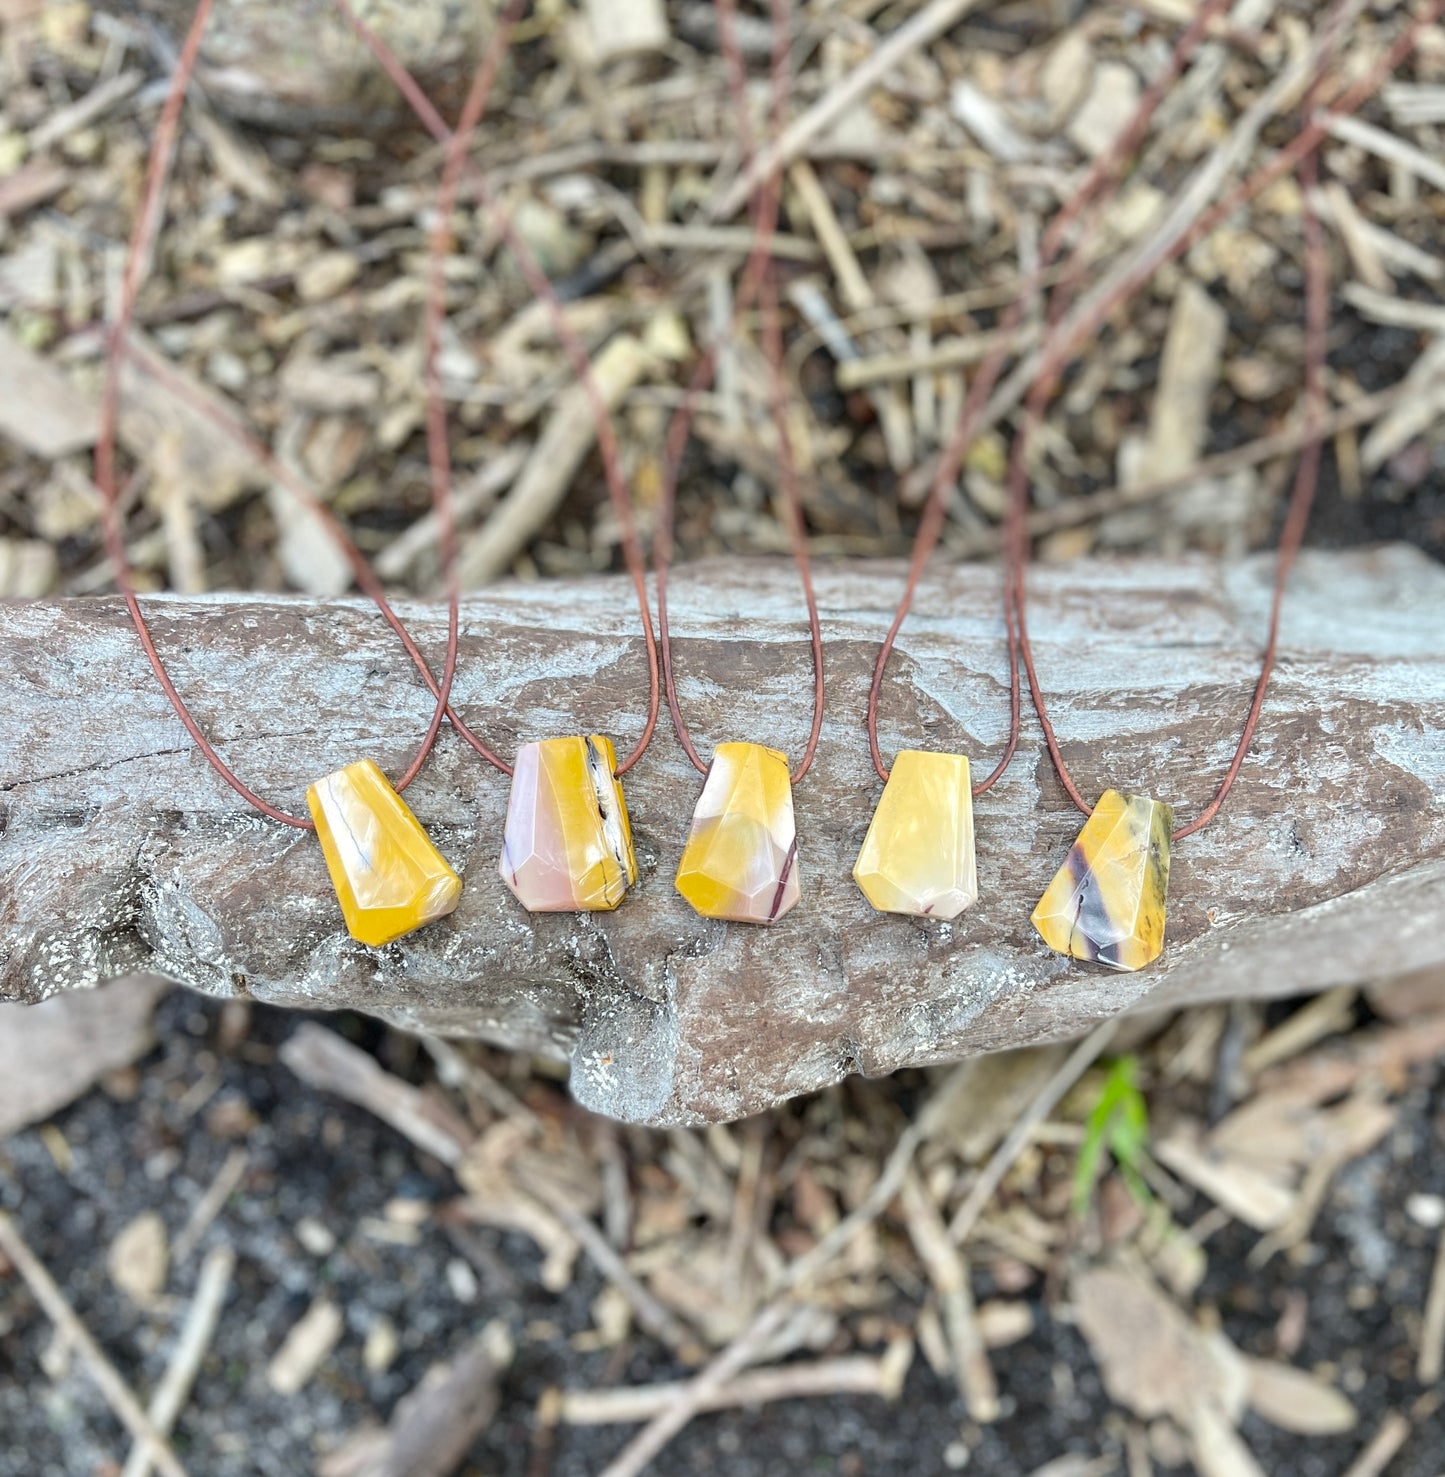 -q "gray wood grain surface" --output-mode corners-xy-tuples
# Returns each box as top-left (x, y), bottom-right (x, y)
(3, 548), (1442, 1125)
